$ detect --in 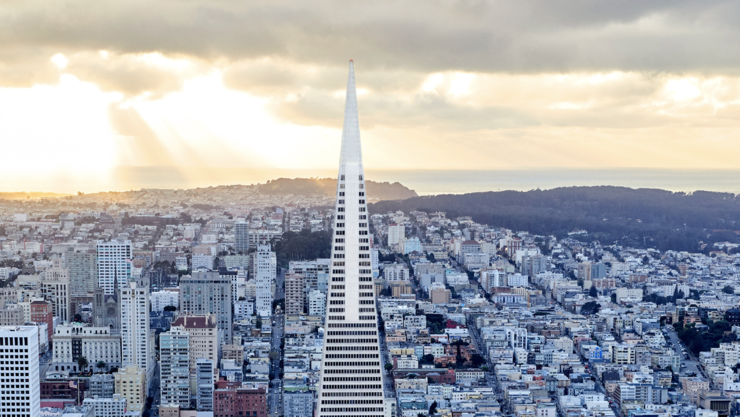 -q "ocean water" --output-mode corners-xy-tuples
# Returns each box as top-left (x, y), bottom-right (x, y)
(106, 166), (740, 196)
(367, 169), (740, 196)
